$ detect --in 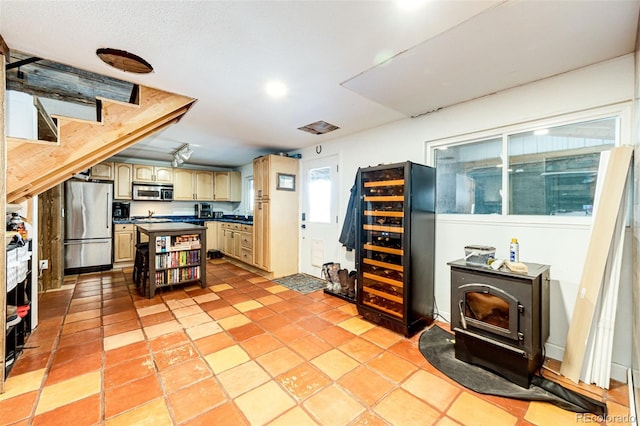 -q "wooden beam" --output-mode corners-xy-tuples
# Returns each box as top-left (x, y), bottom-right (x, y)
(0, 34), (9, 58)
(6, 50), (134, 106)
(1, 48), (7, 394)
(560, 145), (633, 383)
